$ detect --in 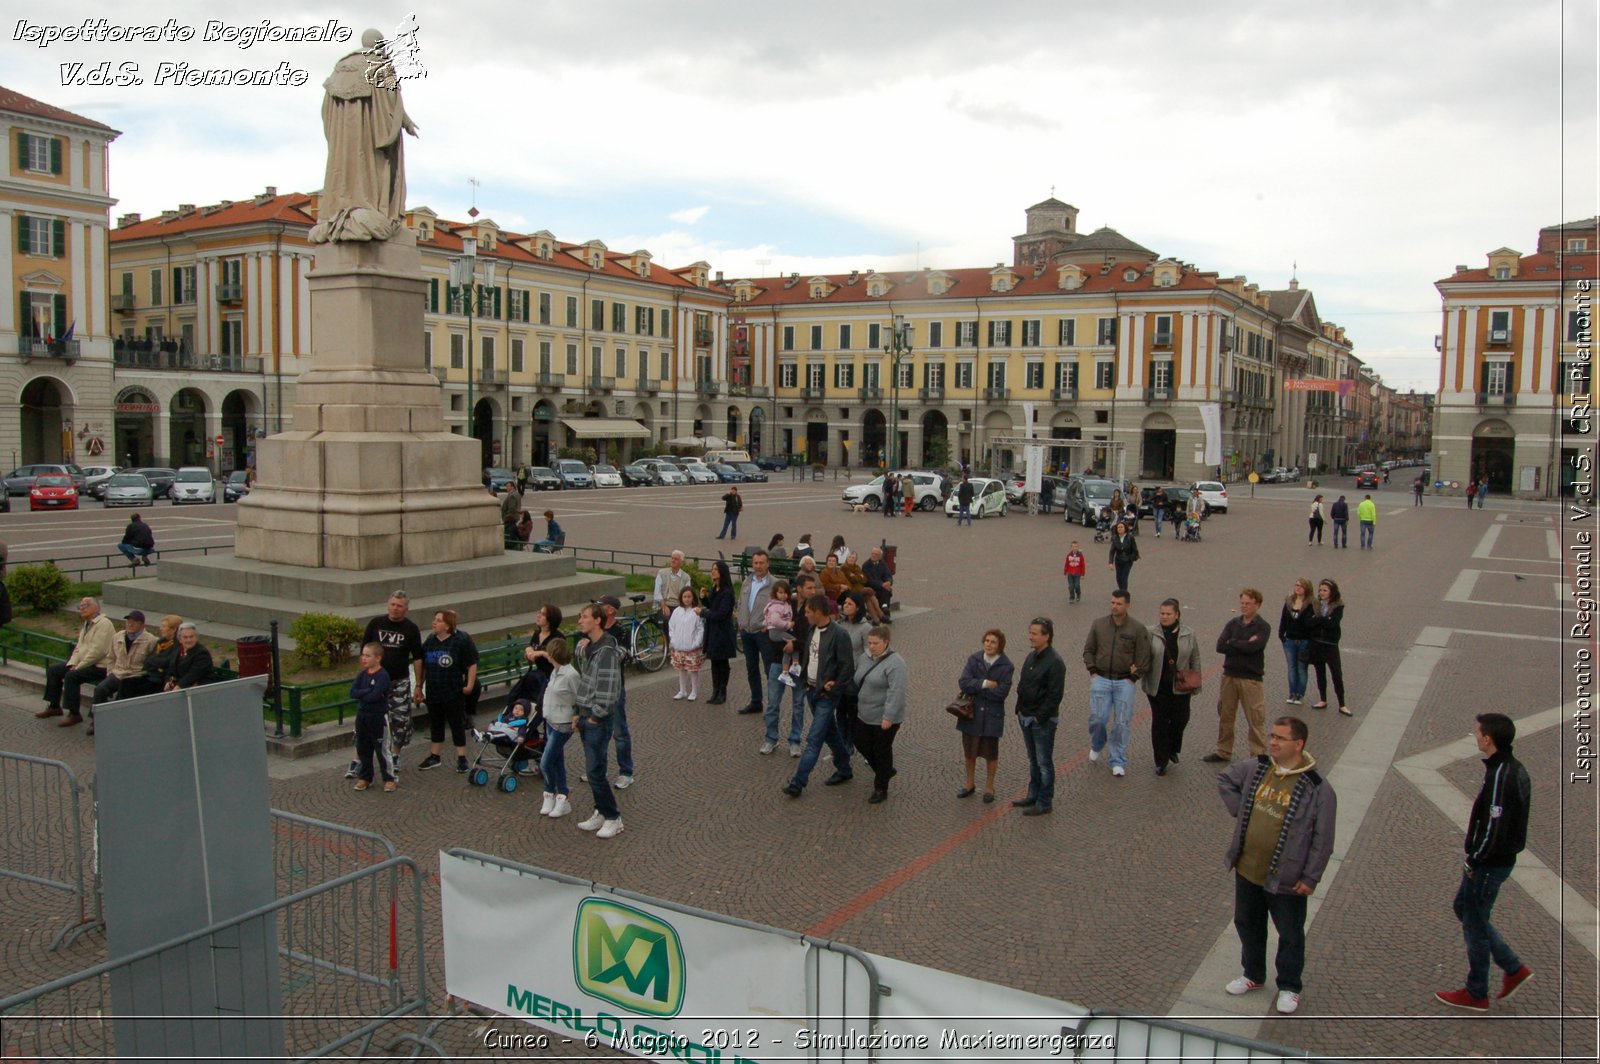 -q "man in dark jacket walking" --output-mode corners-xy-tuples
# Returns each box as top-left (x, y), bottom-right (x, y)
(716, 486), (742, 540)
(956, 476), (975, 526)
(1329, 495), (1350, 549)
(1435, 713), (1534, 1011)
(783, 594), (854, 796)
(1012, 617), (1066, 815)
(1205, 589), (1271, 763)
